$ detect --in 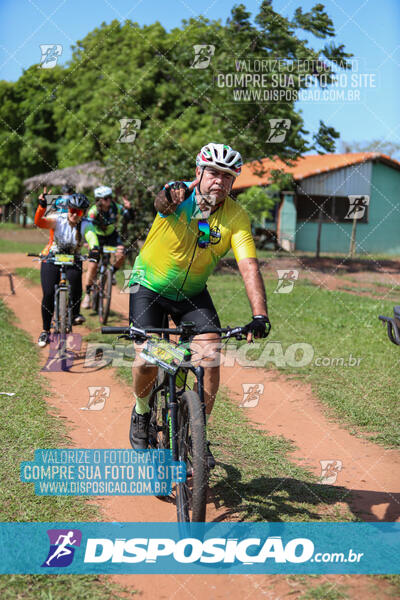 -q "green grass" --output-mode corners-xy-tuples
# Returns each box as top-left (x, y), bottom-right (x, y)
(285, 575), (400, 599)
(0, 300), (132, 598)
(0, 238), (44, 254)
(0, 222), (24, 230)
(14, 266), (41, 286)
(208, 273), (400, 447)
(223, 248), (400, 262)
(207, 391), (351, 522)
(338, 284), (399, 298)
(300, 582), (348, 599)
